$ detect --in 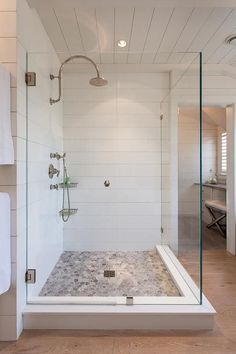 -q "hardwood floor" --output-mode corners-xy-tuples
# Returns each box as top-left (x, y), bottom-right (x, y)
(178, 216), (226, 253)
(0, 250), (236, 354)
